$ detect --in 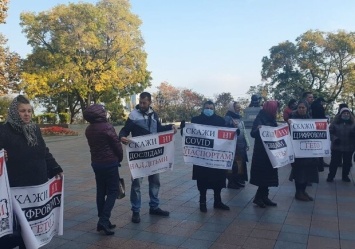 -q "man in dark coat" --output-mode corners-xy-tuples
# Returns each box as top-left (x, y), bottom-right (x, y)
(191, 100), (231, 212)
